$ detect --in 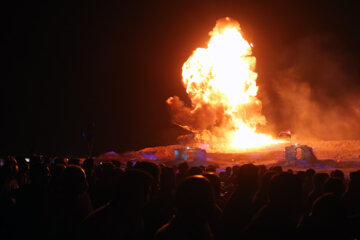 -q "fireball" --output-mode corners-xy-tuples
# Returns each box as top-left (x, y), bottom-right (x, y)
(167, 17), (283, 152)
